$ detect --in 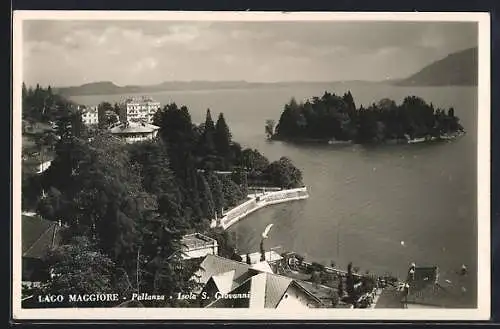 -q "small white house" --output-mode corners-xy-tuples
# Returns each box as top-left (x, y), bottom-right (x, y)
(36, 160), (52, 174)
(81, 106), (99, 126)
